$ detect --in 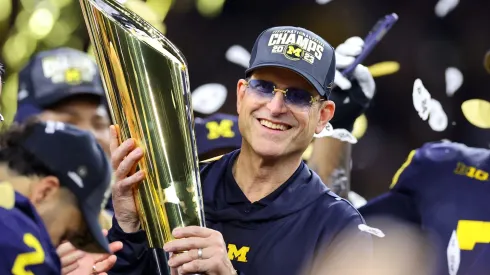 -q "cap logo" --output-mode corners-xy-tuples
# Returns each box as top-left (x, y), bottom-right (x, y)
(68, 171), (84, 188)
(285, 45), (305, 61)
(268, 29), (325, 65)
(45, 121), (65, 134)
(41, 55), (97, 85)
(206, 119), (235, 140)
(64, 68), (83, 85)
